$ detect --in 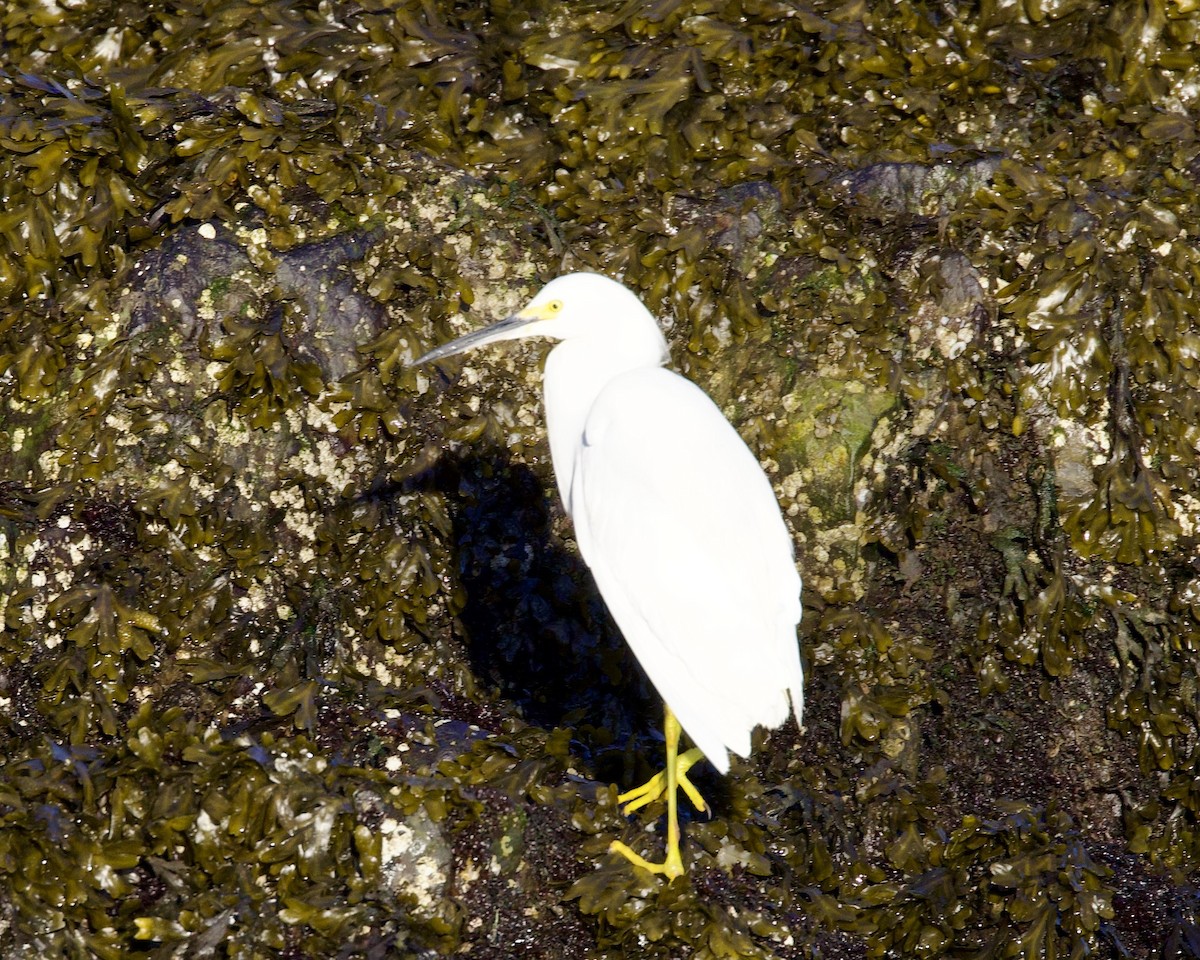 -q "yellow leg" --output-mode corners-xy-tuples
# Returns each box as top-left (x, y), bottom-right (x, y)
(609, 706), (707, 879)
(614, 745), (706, 814)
